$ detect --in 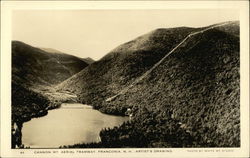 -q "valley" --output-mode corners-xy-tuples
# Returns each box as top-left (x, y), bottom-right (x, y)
(11, 42), (92, 147)
(12, 21), (240, 148)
